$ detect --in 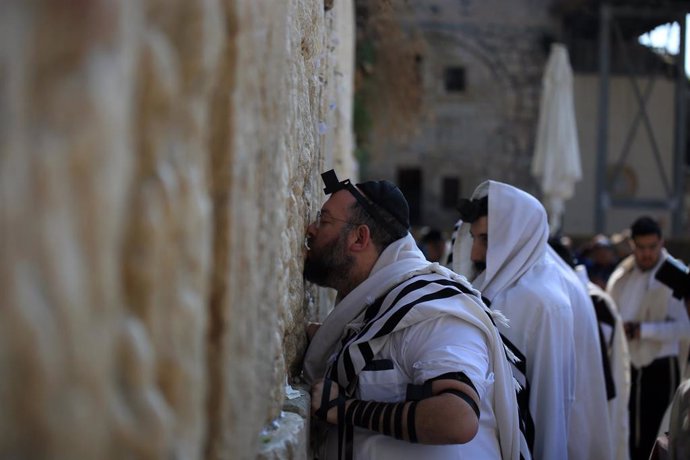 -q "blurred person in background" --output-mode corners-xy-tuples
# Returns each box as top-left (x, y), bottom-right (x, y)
(578, 234), (619, 290)
(417, 227), (448, 263)
(606, 216), (690, 460)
